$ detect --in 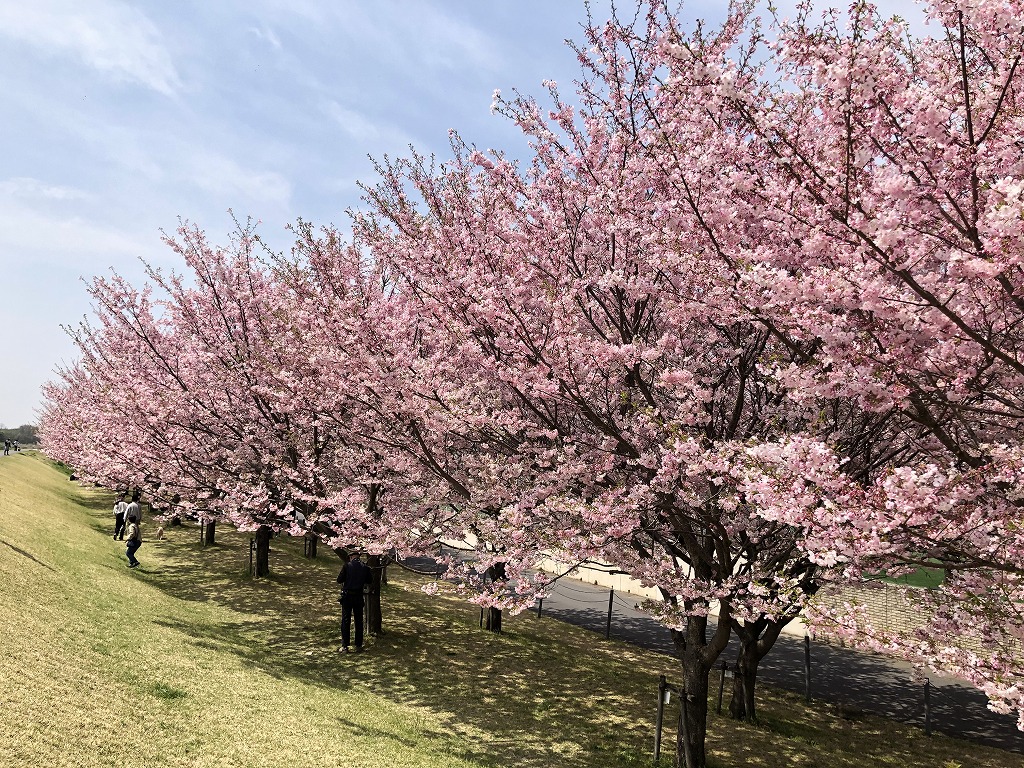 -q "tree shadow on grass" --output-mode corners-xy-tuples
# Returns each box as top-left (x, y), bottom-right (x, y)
(139, 525), (654, 768)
